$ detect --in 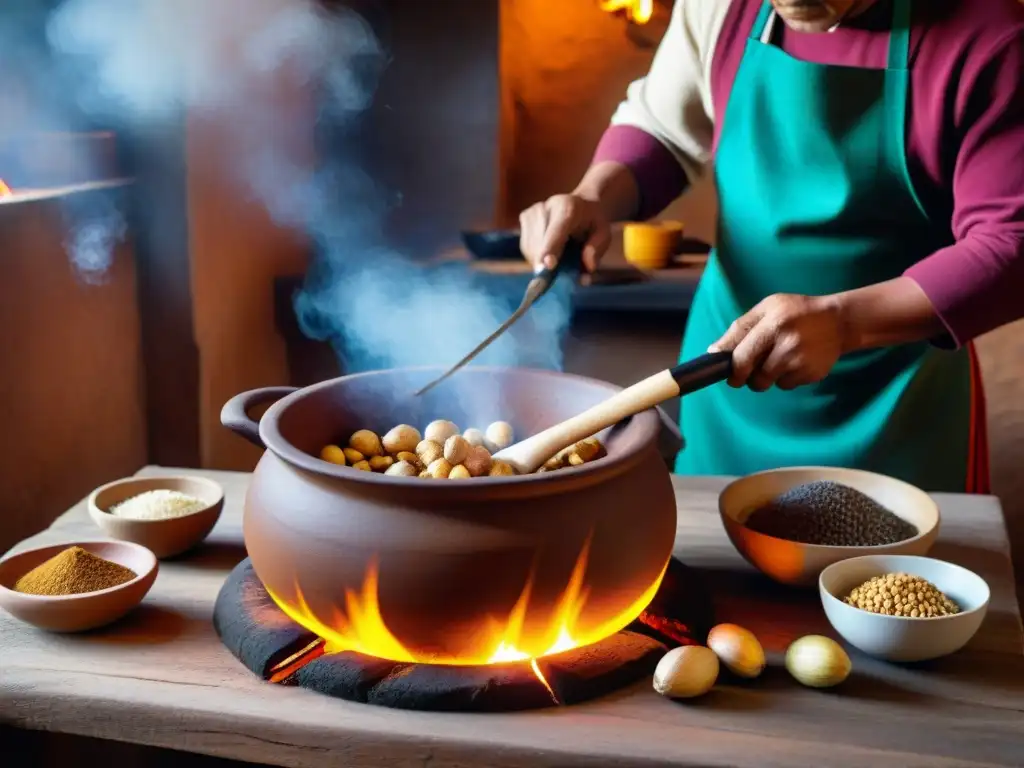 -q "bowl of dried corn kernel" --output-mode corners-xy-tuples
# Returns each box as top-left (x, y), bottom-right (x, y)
(819, 554), (989, 662)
